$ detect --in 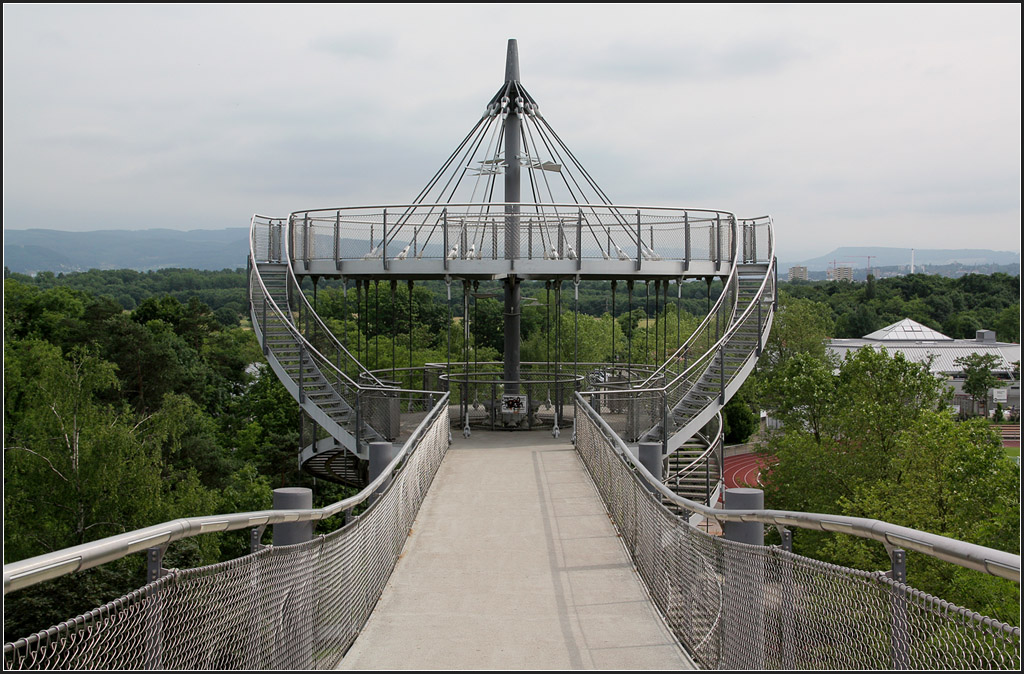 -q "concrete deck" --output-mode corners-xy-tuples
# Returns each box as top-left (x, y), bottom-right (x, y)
(338, 430), (693, 670)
